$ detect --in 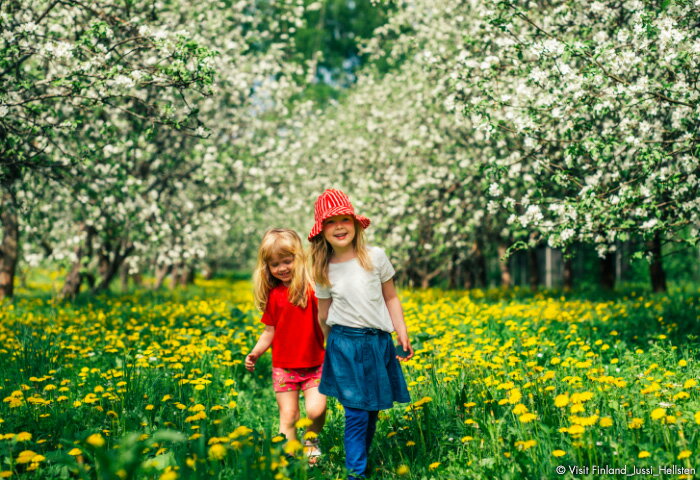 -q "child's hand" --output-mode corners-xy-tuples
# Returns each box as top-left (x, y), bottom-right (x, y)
(245, 352), (259, 372)
(396, 336), (414, 361)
